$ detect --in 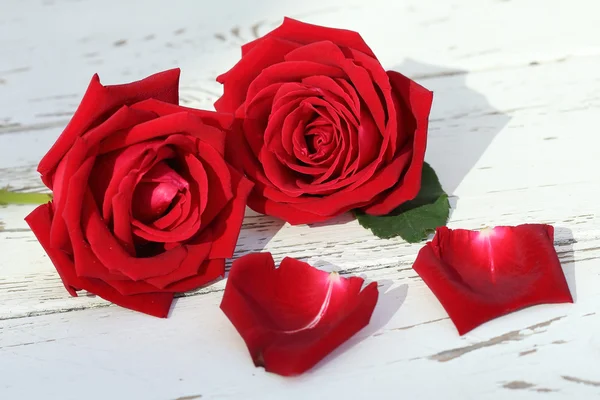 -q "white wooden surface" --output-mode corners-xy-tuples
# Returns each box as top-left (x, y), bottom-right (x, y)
(1, 0), (600, 398)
